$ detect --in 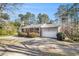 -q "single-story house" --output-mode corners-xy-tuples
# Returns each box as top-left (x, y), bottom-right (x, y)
(19, 24), (61, 38)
